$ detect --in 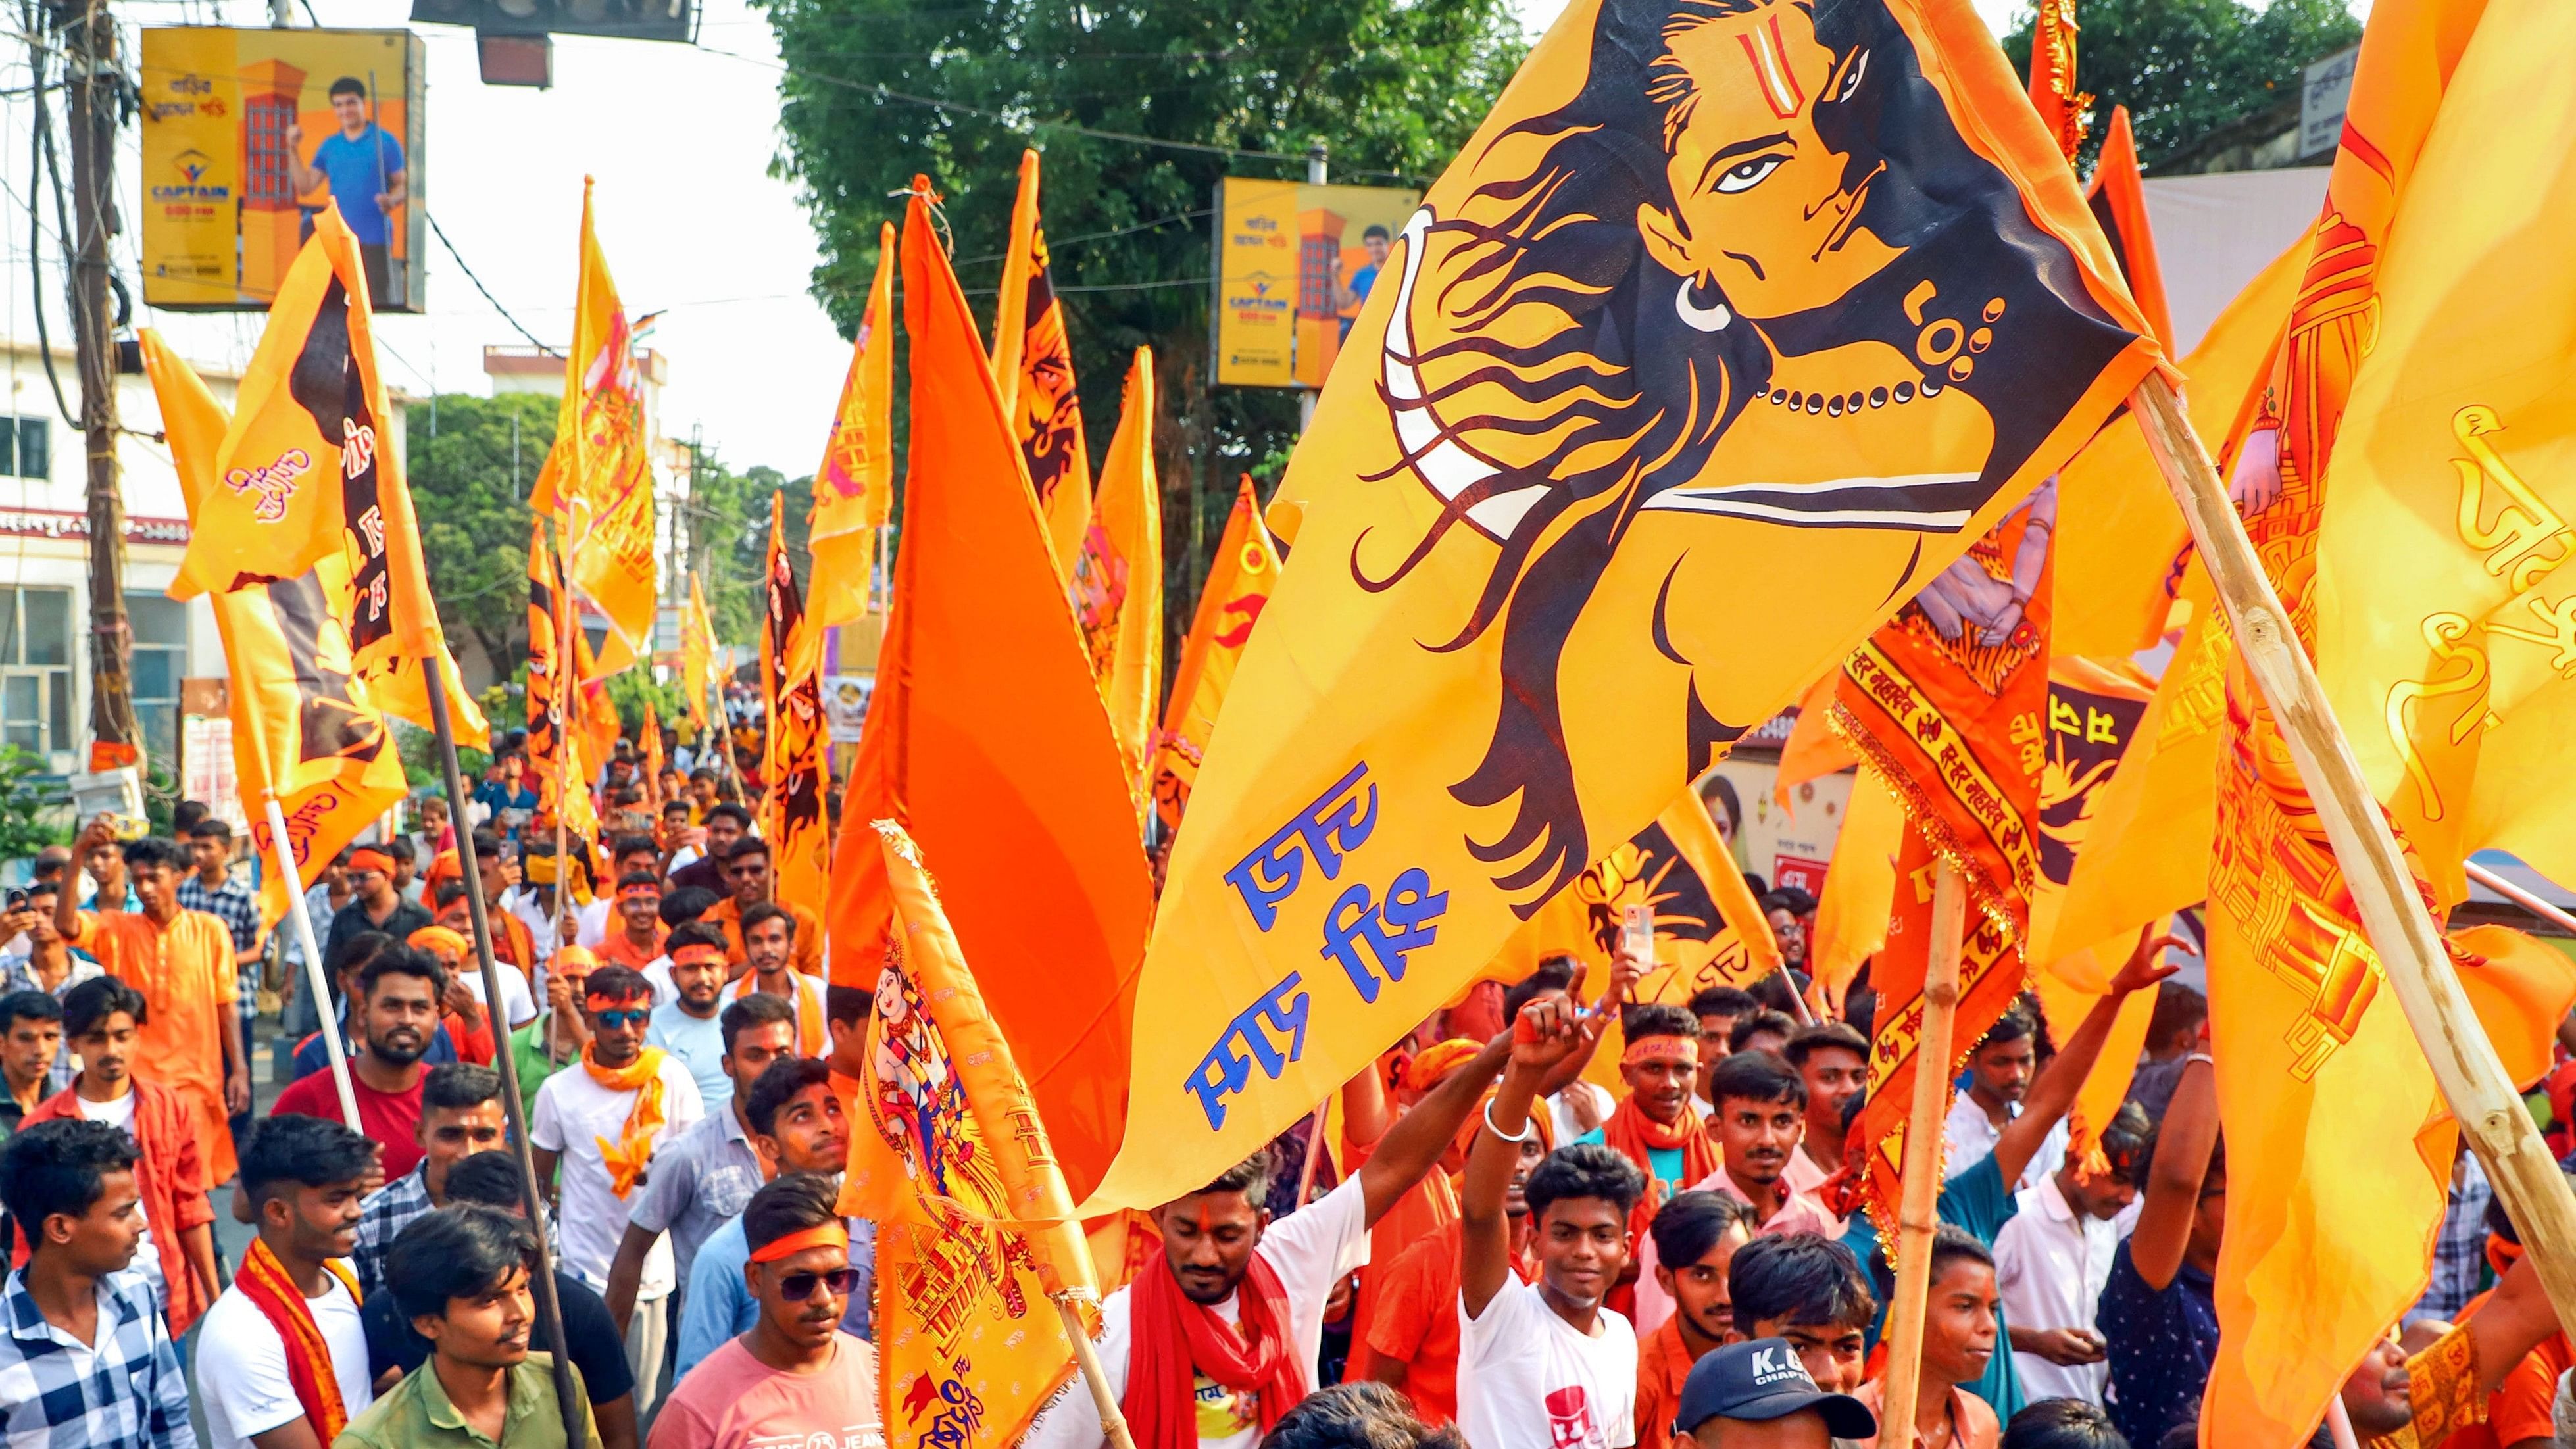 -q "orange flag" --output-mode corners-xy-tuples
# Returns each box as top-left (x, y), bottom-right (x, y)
(570, 622), (621, 772)
(2201, 1), (2491, 1439)
(535, 180), (657, 676)
(828, 182), (1152, 1200)
(1147, 476), (1279, 861)
(525, 522), (568, 803)
(639, 700), (664, 804)
(2084, 106), (2173, 356)
(1773, 672), (1856, 810)
(991, 149), (1094, 576)
(2025, 0), (2092, 162)
(1085, 0), (2161, 1213)
(1071, 348), (1162, 821)
(810, 223), (897, 631)
(1811, 770), (1904, 1013)
(141, 329), (409, 943)
(841, 821), (1097, 1449)
(762, 493), (831, 910)
(681, 572), (716, 735)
